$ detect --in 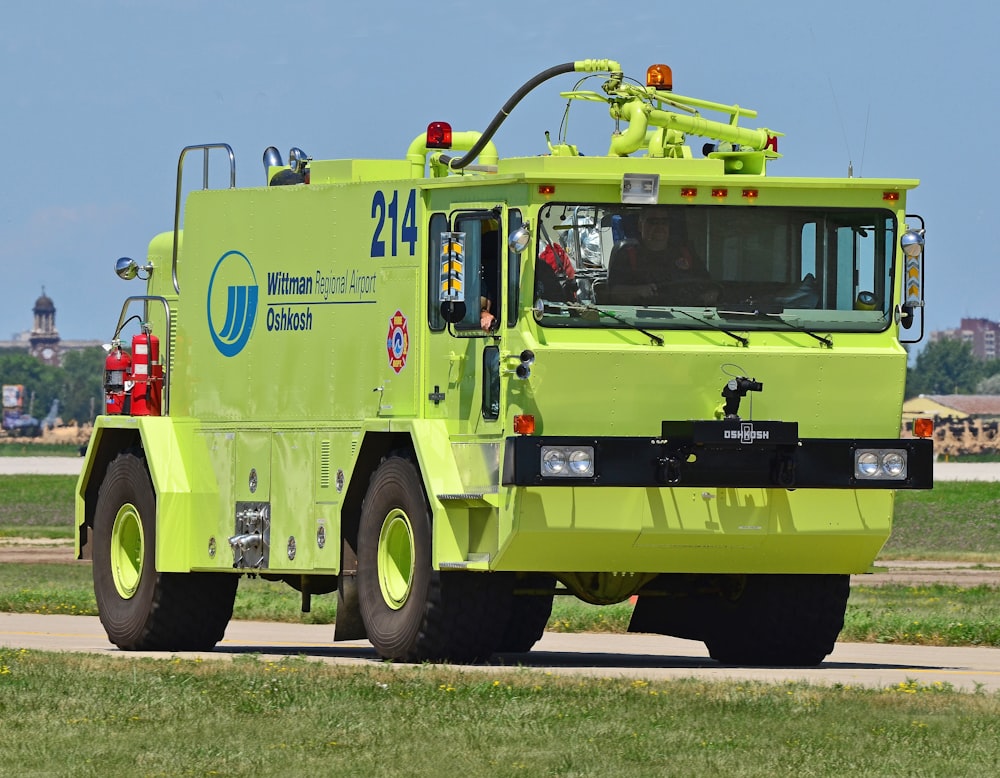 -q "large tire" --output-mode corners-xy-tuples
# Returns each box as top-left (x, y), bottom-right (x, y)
(356, 456), (510, 663)
(92, 452), (237, 651)
(497, 574), (555, 653)
(704, 574), (850, 667)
